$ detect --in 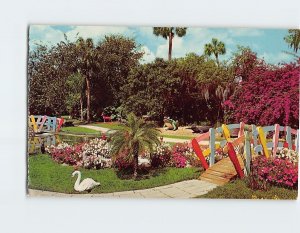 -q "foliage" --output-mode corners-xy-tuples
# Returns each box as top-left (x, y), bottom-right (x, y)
(284, 29), (300, 53)
(149, 143), (172, 168)
(28, 154), (201, 194)
(170, 143), (200, 168)
(248, 156), (298, 190)
(224, 59), (300, 127)
(204, 38), (226, 66)
(28, 43), (74, 115)
(65, 72), (85, 119)
(121, 55), (234, 124)
(198, 179), (297, 200)
(46, 143), (83, 166)
(28, 35), (142, 120)
(110, 113), (160, 177)
(153, 27), (187, 60)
